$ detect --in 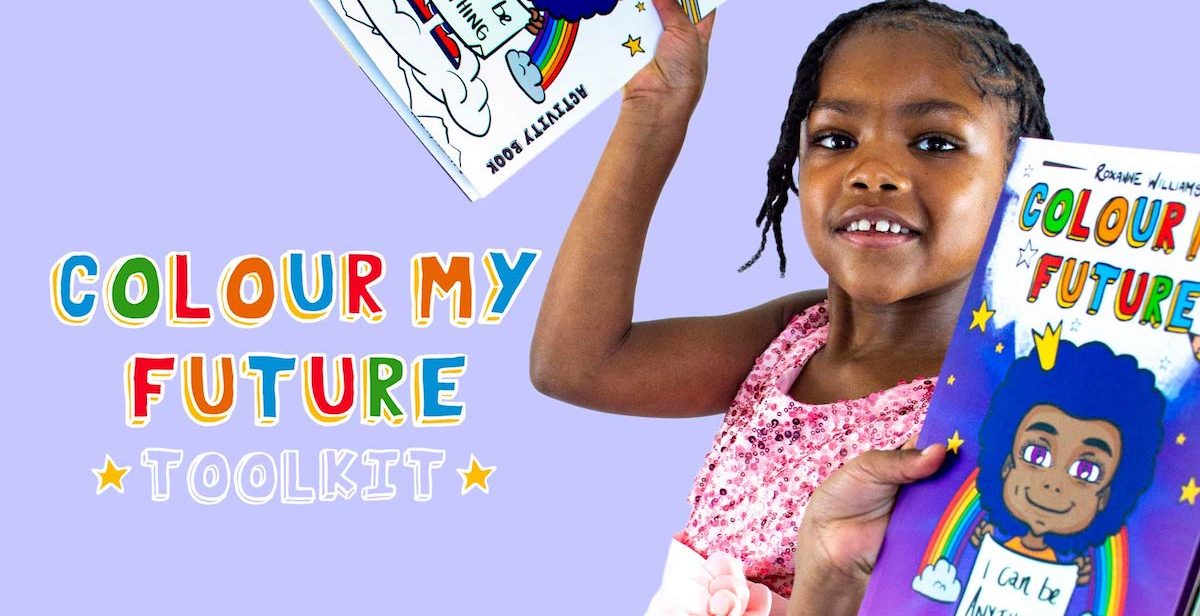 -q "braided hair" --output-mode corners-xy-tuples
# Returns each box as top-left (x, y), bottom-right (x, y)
(741, 0), (1054, 276)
